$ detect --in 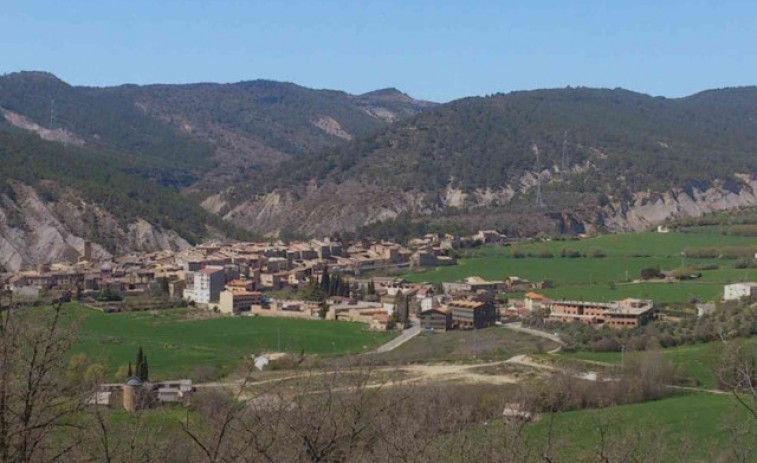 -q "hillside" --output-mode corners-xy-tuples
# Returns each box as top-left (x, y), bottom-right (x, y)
(0, 72), (433, 268)
(220, 87), (757, 237)
(0, 132), (251, 271)
(5, 72), (757, 249)
(0, 72), (434, 189)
